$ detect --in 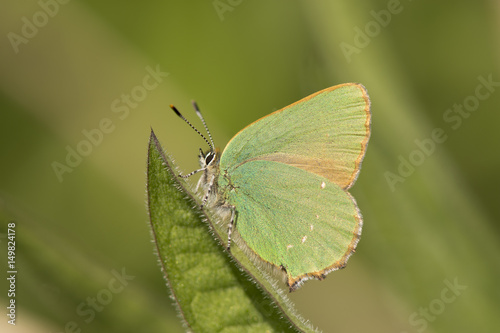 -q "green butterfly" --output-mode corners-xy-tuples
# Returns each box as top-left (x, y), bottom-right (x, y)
(172, 83), (371, 291)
